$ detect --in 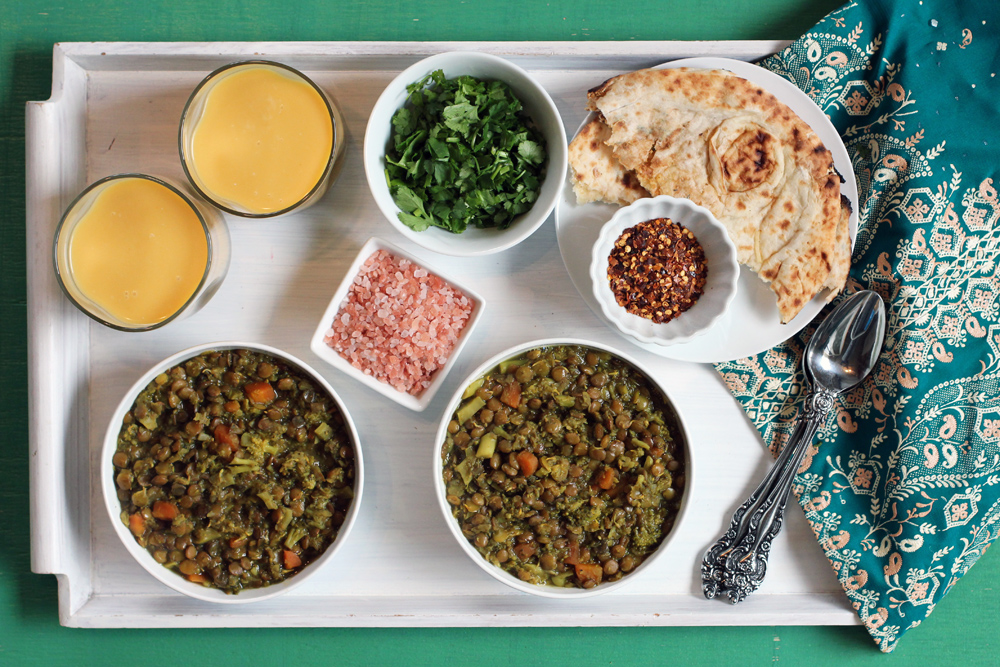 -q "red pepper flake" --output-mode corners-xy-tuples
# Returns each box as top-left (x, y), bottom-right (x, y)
(607, 217), (708, 324)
